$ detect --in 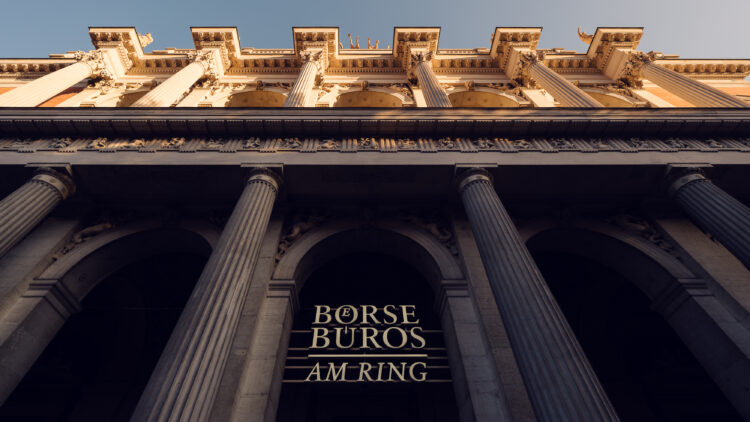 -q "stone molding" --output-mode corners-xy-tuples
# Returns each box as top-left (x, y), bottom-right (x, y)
(2, 108), (750, 138)
(2, 136), (749, 154)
